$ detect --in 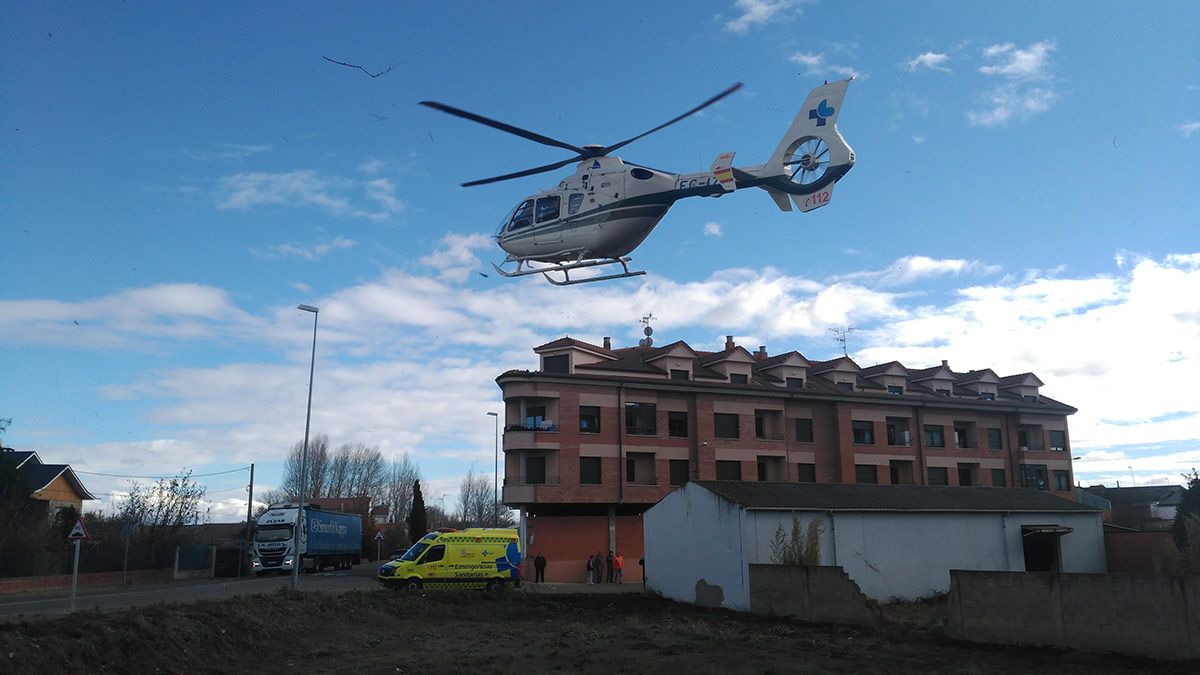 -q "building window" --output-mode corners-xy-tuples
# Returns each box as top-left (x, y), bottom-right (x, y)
(1053, 470), (1070, 491)
(786, 377), (804, 389)
(625, 452), (655, 485)
(755, 410), (783, 440)
(543, 354), (569, 373)
(1021, 464), (1049, 491)
(986, 428), (1003, 451)
(794, 418), (814, 443)
(889, 460), (914, 485)
(838, 381), (854, 392)
(579, 457), (601, 484)
(924, 425), (945, 448)
(667, 411), (688, 438)
(524, 406), (548, 430)
(757, 456), (785, 481)
(579, 406), (601, 434)
(714, 413), (740, 439)
(625, 402), (656, 436)
(525, 455), (546, 484)
(730, 373), (749, 384)
(886, 418), (911, 446)
(887, 385), (904, 396)
(935, 388), (951, 397)
(1017, 429), (1029, 449)
(991, 469), (1006, 487)
(980, 392), (995, 401)
(855, 464), (878, 484)
(957, 463), (977, 487)
(715, 460), (742, 480)
(954, 424), (974, 449)
(796, 463), (816, 483)
(1049, 430), (1066, 452)
(928, 467), (949, 486)
(851, 420), (875, 445)
(669, 459), (689, 486)
(670, 369), (690, 381)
